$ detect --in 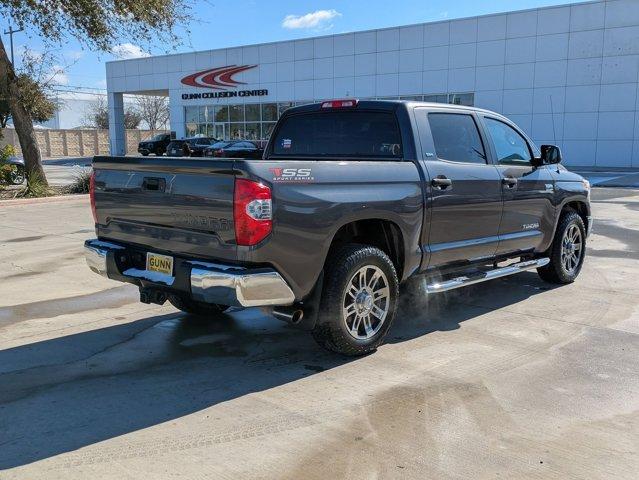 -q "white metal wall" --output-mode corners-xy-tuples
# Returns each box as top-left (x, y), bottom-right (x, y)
(106, 0), (639, 168)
